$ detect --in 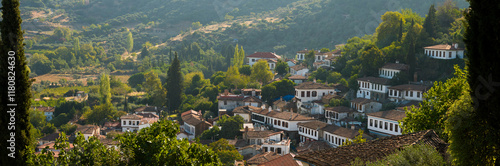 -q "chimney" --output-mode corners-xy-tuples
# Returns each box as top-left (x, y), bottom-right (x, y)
(224, 89), (229, 95)
(313, 78), (316, 83)
(395, 60), (399, 64)
(454, 43), (458, 49)
(268, 106), (272, 113)
(351, 124), (355, 130)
